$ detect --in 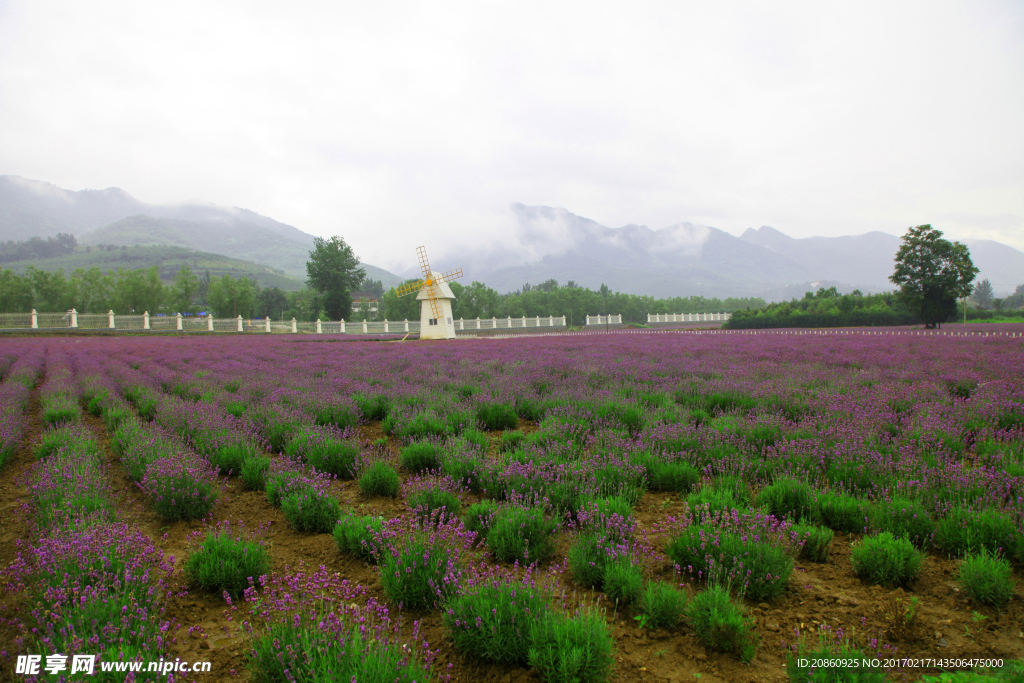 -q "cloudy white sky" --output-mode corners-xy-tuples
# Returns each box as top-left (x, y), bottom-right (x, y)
(1, 0), (1022, 268)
